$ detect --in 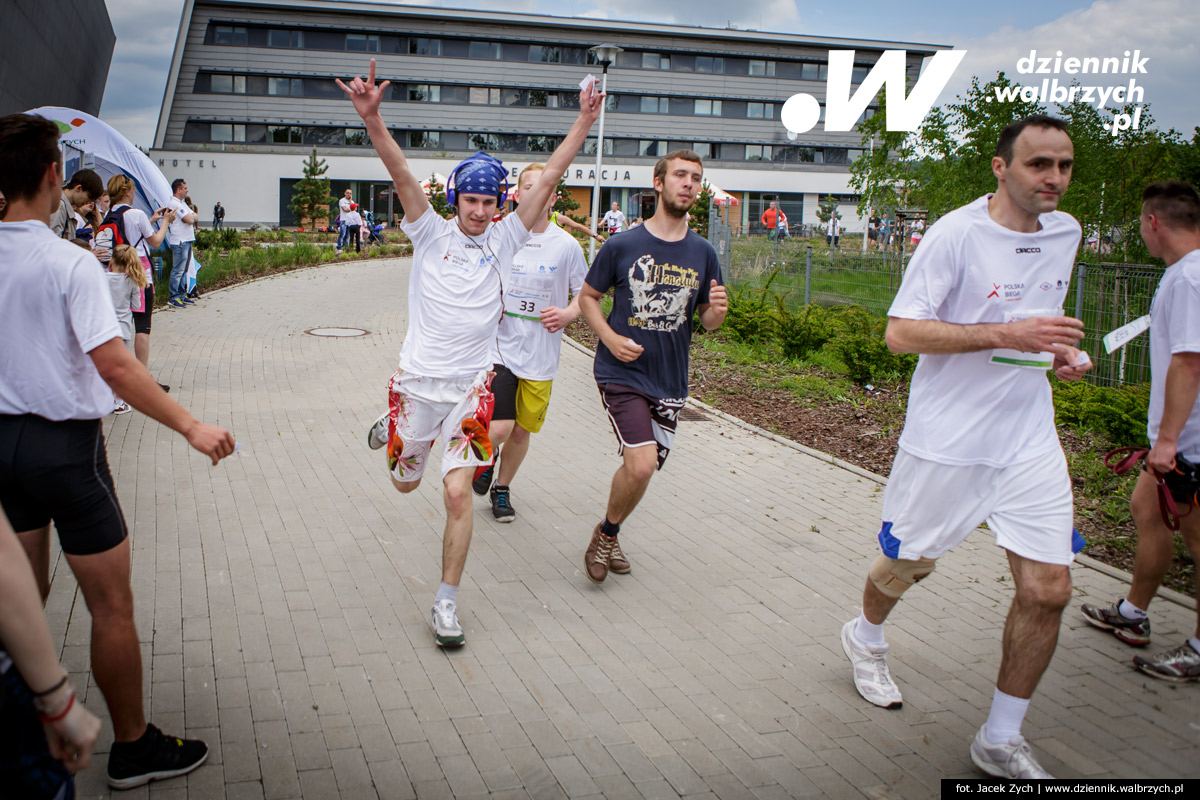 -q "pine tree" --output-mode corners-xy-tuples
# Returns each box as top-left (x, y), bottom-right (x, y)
(426, 174), (452, 218)
(289, 149), (334, 230)
(688, 182), (713, 237)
